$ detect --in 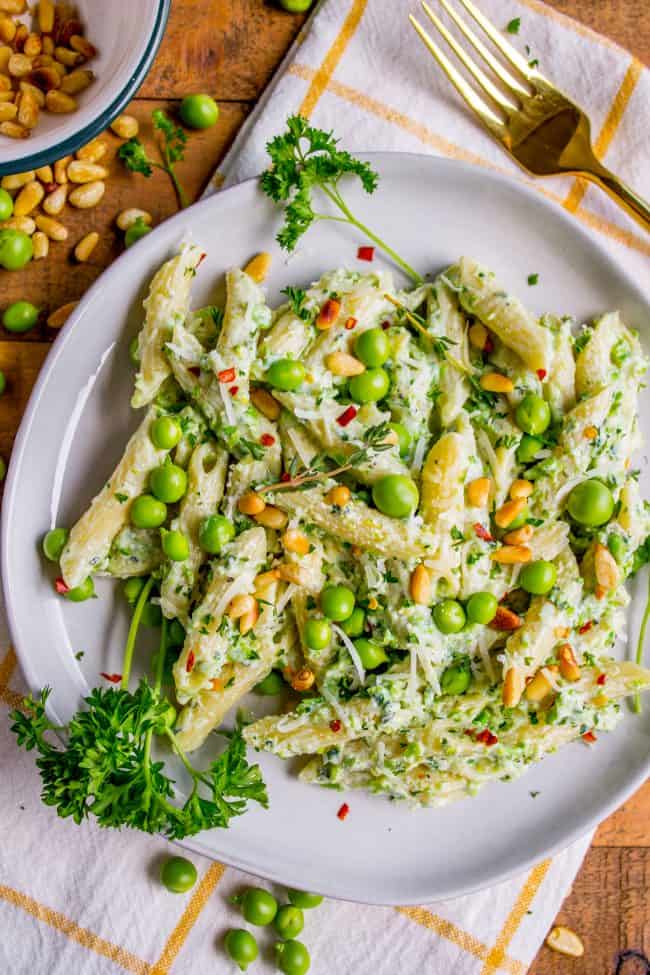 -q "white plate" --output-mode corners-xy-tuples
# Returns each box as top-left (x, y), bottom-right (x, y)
(4, 154), (650, 906)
